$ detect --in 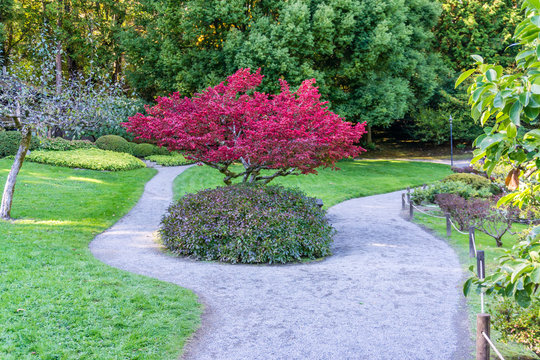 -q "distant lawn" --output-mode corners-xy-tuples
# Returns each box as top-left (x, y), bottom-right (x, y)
(0, 159), (201, 359)
(175, 160), (453, 206)
(414, 213), (537, 360)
